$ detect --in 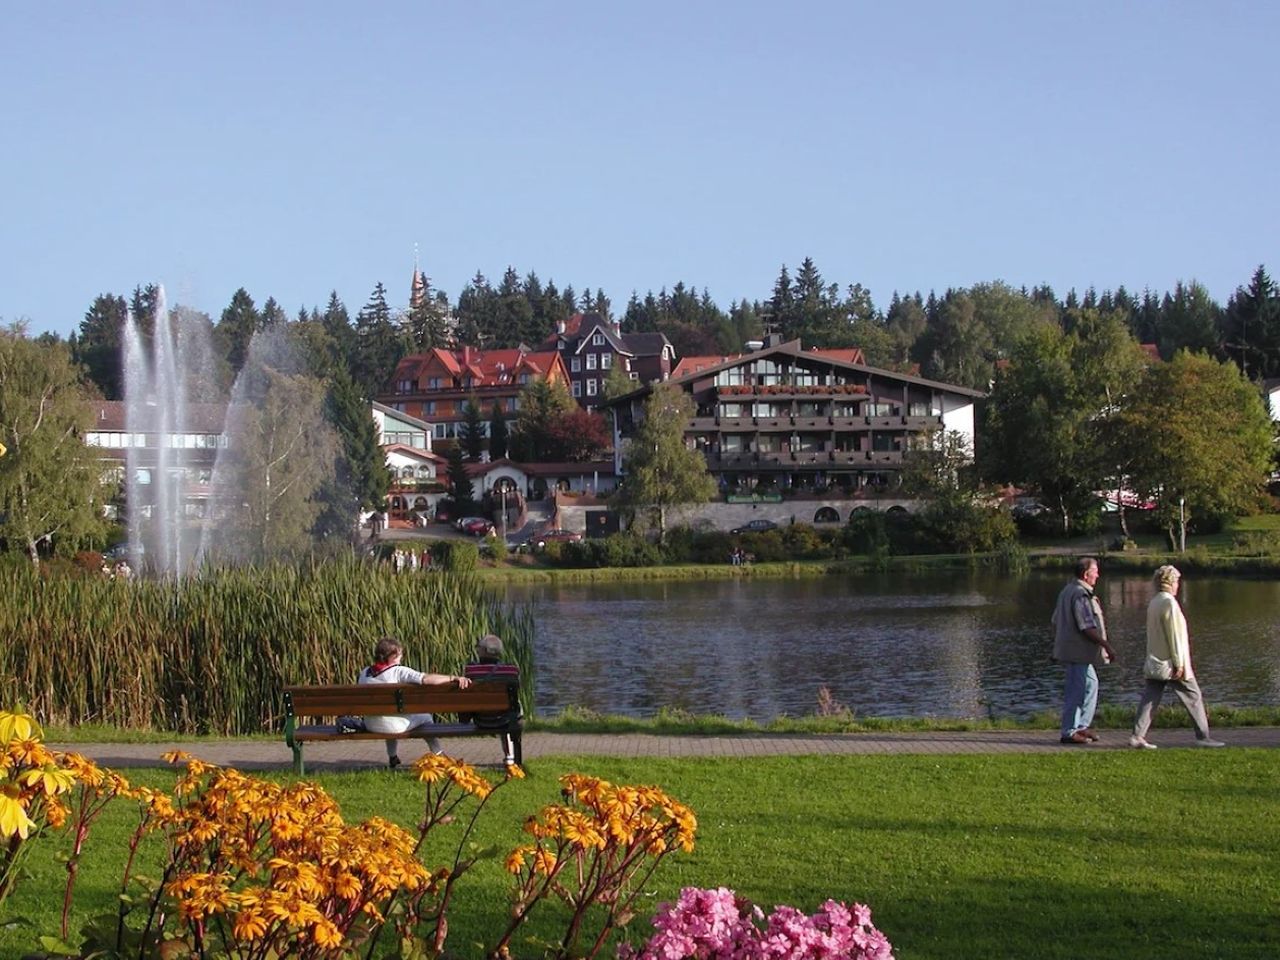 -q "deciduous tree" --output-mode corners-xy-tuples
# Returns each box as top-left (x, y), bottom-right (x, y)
(544, 408), (611, 462)
(509, 377), (575, 461)
(0, 325), (111, 562)
(612, 383), (716, 541)
(1120, 351), (1272, 550)
(218, 370), (339, 560)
